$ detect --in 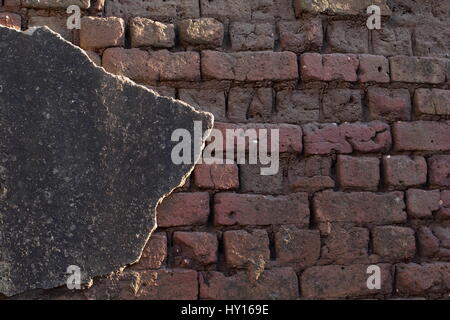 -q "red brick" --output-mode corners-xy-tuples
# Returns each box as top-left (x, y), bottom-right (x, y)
(428, 155), (450, 187)
(194, 163), (238, 190)
(201, 51), (298, 81)
(173, 232), (218, 269)
(80, 17), (125, 50)
(229, 22), (274, 51)
(157, 192), (209, 227)
(132, 232), (167, 270)
(274, 226), (320, 268)
(323, 54), (359, 82)
(85, 269), (198, 300)
(214, 193), (310, 227)
(303, 121), (392, 155)
(326, 20), (368, 54)
(201, 50), (235, 80)
(212, 122), (302, 154)
(179, 18), (224, 48)
(239, 161), (285, 194)
(313, 191), (406, 225)
(396, 263), (450, 296)
(428, 224), (450, 258)
(372, 26), (412, 56)
(199, 268), (299, 300)
(148, 50), (201, 81)
(321, 226), (370, 264)
(179, 89), (226, 121)
(390, 56), (446, 84)
(278, 18), (322, 53)
(393, 121), (450, 152)
(417, 227), (440, 257)
(383, 155), (427, 189)
(227, 87), (273, 122)
(130, 17), (175, 48)
(301, 264), (393, 299)
(0, 12), (21, 30)
(438, 191), (450, 219)
(406, 189), (440, 219)
(358, 54), (390, 83)
(223, 229), (270, 280)
(274, 89), (320, 123)
(367, 87), (411, 121)
(288, 156), (335, 192)
(372, 226), (416, 261)
(414, 89), (450, 117)
(102, 48), (157, 83)
(337, 155), (380, 190)
(300, 53), (323, 81)
(322, 89), (363, 123)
